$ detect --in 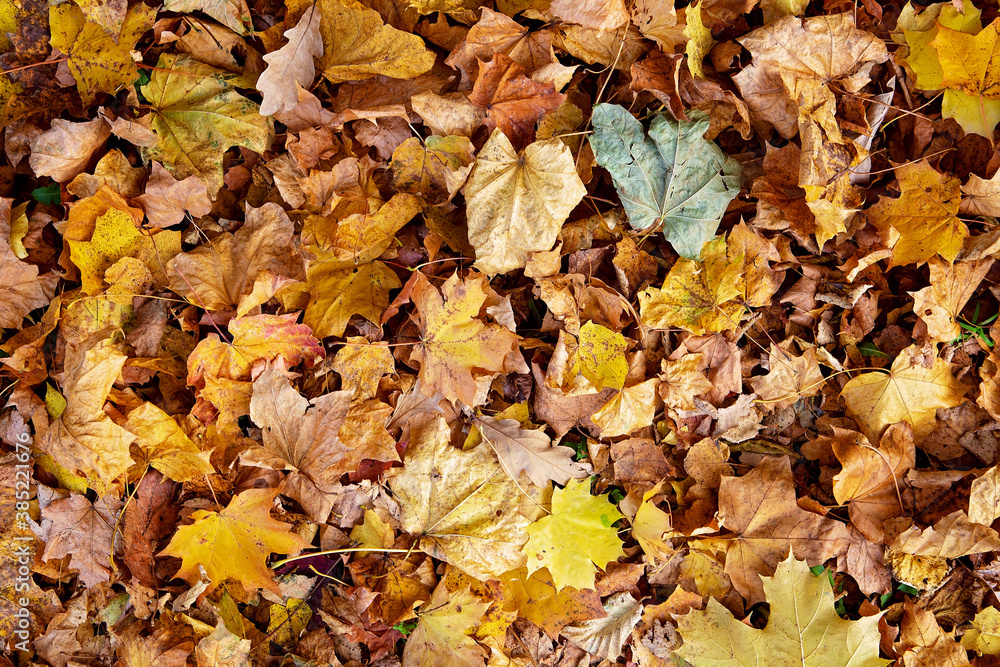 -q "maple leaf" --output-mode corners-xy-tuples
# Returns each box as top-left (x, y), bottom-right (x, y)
(931, 20), (1000, 138)
(39, 493), (122, 587)
(909, 257), (993, 342)
(501, 567), (607, 637)
(962, 607), (1000, 656)
(389, 414), (534, 580)
(969, 465), (1000, 526)
(167, 203), (304, 312)
(390, 135), (475, 204)
(140, 53), (274, 196)
(243, 365), (353, 522)
(402, 583), (488, 667)
(39, 339), (137, 493)
(469, 54), (565, 148)
(135, 162), (213, 228)
(331, 338), (395, 400)
(713, 456), (852, 603)
(590, 103), (741, 260)
(195, 622), (251, 667)
(48, 2), (156, 104)
(315, 0), (434, 83)
(472, 414), (585, 487)
(522, 477), (625, 590)
(158, 487), (311, 594)
(256, 5), (323, 116)
(28, 117), (110, 183)
(592, 378), (660, 438)
(68, 205), (181, 296)
(639, 236), (745, 334)
(464, 130), (586, 275)
(840, 345), (966, 444)
(865, 160), (968, 267)
(675, 553), (888, 667)
(409, 272), (520, 407)
(831, 422), (915, 543)
(122, 470), (178, 588)
(126, 402), (215, 482)
(186, 314), (324, 391)
(304, 256), (401, 339)
(575, 321), (629, 391)
(0, 199), (58, 328)
(748, 343), (825, 410)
